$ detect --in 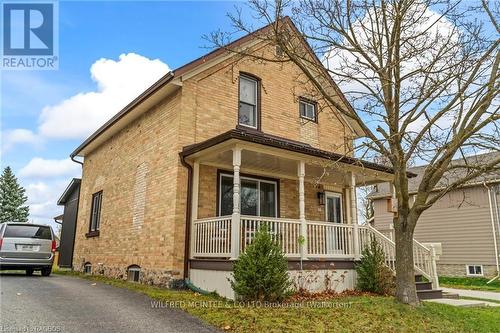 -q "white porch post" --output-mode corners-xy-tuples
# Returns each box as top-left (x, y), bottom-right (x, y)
(230, 147), (242, 260)
(190, 161), (200, 258)
(298, 160), (308, 260)
(349, 172), (360, 259)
